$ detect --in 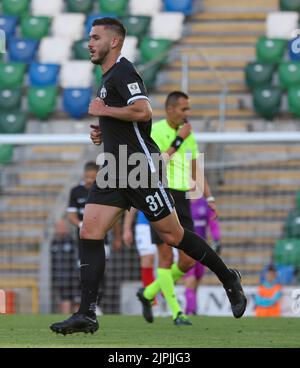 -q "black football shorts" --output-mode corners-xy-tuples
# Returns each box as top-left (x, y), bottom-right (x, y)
(86, 180), (175, 222)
